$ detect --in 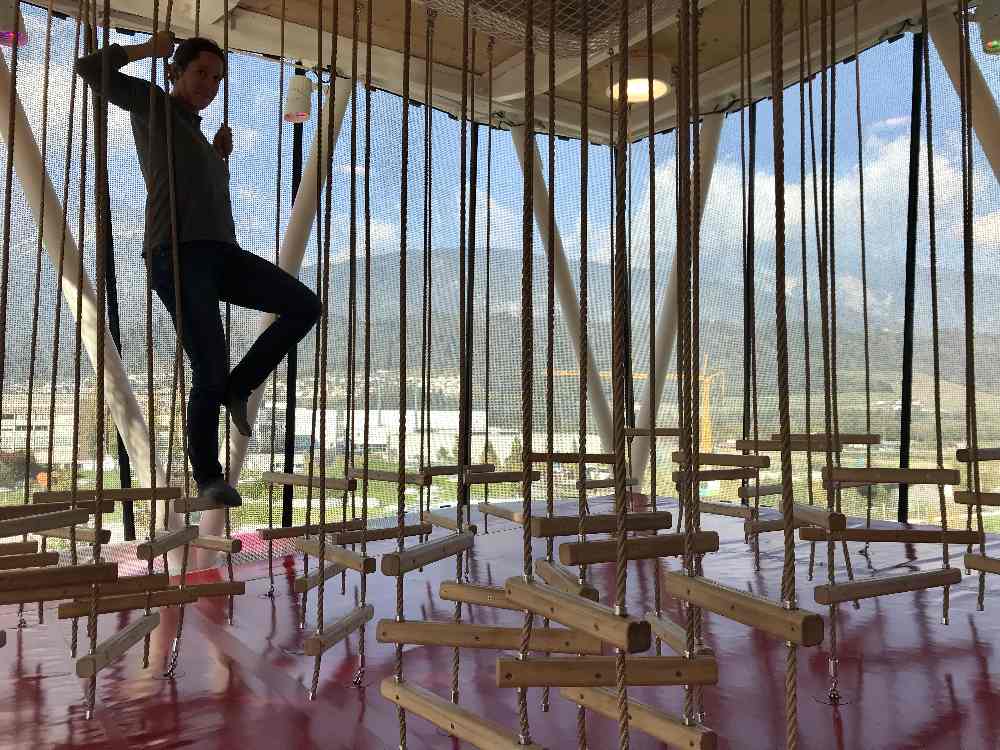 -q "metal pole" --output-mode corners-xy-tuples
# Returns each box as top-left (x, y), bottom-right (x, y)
(511, 123), (615, 452)
(630, 112), (724, 484)
(899, 32), (924, 523)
